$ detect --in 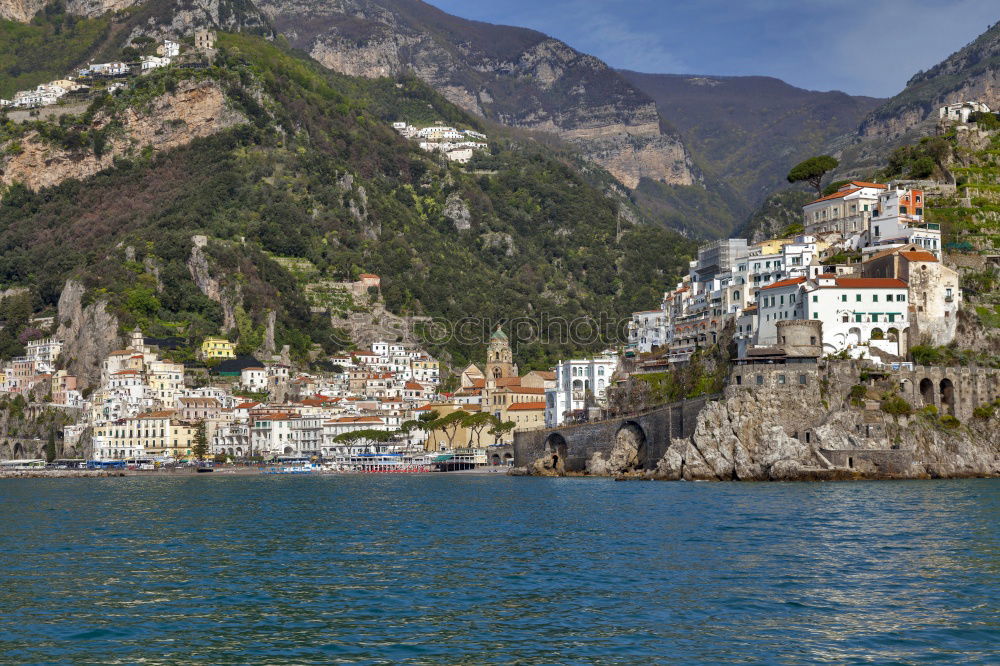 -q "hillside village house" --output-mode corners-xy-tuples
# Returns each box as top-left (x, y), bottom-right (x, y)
(201, 337), (236, 359)
(939, 101), (991, 124)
